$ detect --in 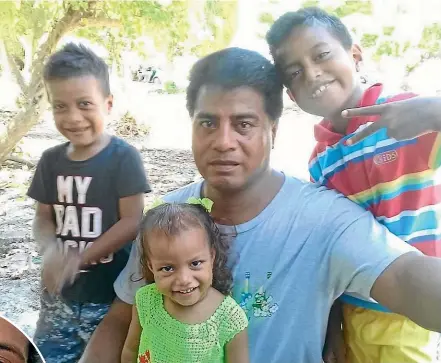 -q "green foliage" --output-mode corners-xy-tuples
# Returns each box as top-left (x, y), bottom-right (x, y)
(259, 12), (274, 25)
(163, 80), (180, 94)
(193, 0), (238, 57)
(373, 40), (401, 60)
(382, 26), (395, 36)
(301, 0), (320, 8)
(329, 0), (373, 18)
(360, 33), (378, 48)
(418, 23), (441, 56)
